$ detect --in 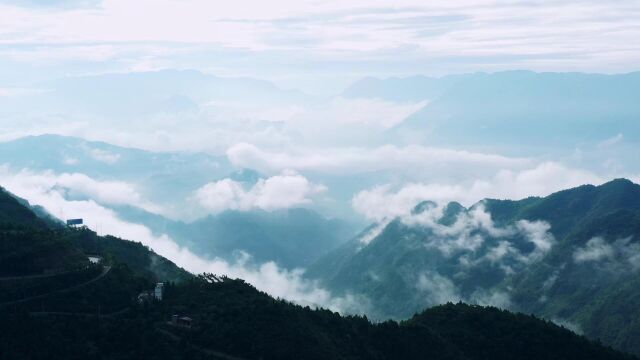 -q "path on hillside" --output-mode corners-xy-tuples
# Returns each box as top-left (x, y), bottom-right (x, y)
(0, 265), (111, 307)
(29, 307), (130, 318)
(0, 268), (86, 282)
(156, 327), (249, 360)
